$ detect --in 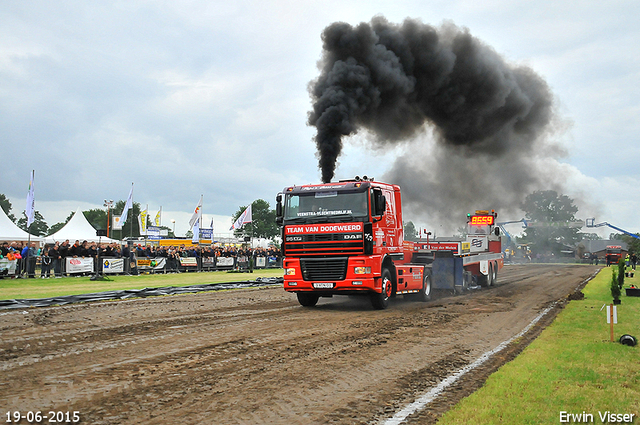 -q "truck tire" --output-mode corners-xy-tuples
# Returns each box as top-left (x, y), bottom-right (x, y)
(418, 272), (432, 302)
(478, 264), (493, 287)
(492, 262), (498, 284)
(297, 292), (319, 307)
(456, 271), (472, 295)
(371, 268), (392, 310)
